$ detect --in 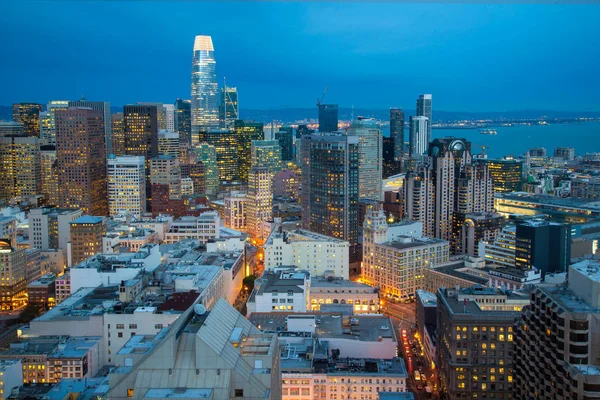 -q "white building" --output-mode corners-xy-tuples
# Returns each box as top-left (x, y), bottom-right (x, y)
(181, 177), (194, 195)
(164, 212), (222, 244)
(157, 130), (179, 158)
(362, 205), (450, 300)
(264, 226), (350, 279)
(28, 208), (82, 251)
(0, 359), (22, 399)
(409, 116), (429, 158)
(163, 104), (175, 131)
(309, 276), (379, 314)
(346, 118), (383, 201)
(69, 244), (161, 294)
(128, 215), (173, 242)
(107, 155), (146, 217)
(246, 270), (308, 316)
(0, 215), (16, 246)
(224, 191), (247, 232)
(484, 224), (516, 267)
